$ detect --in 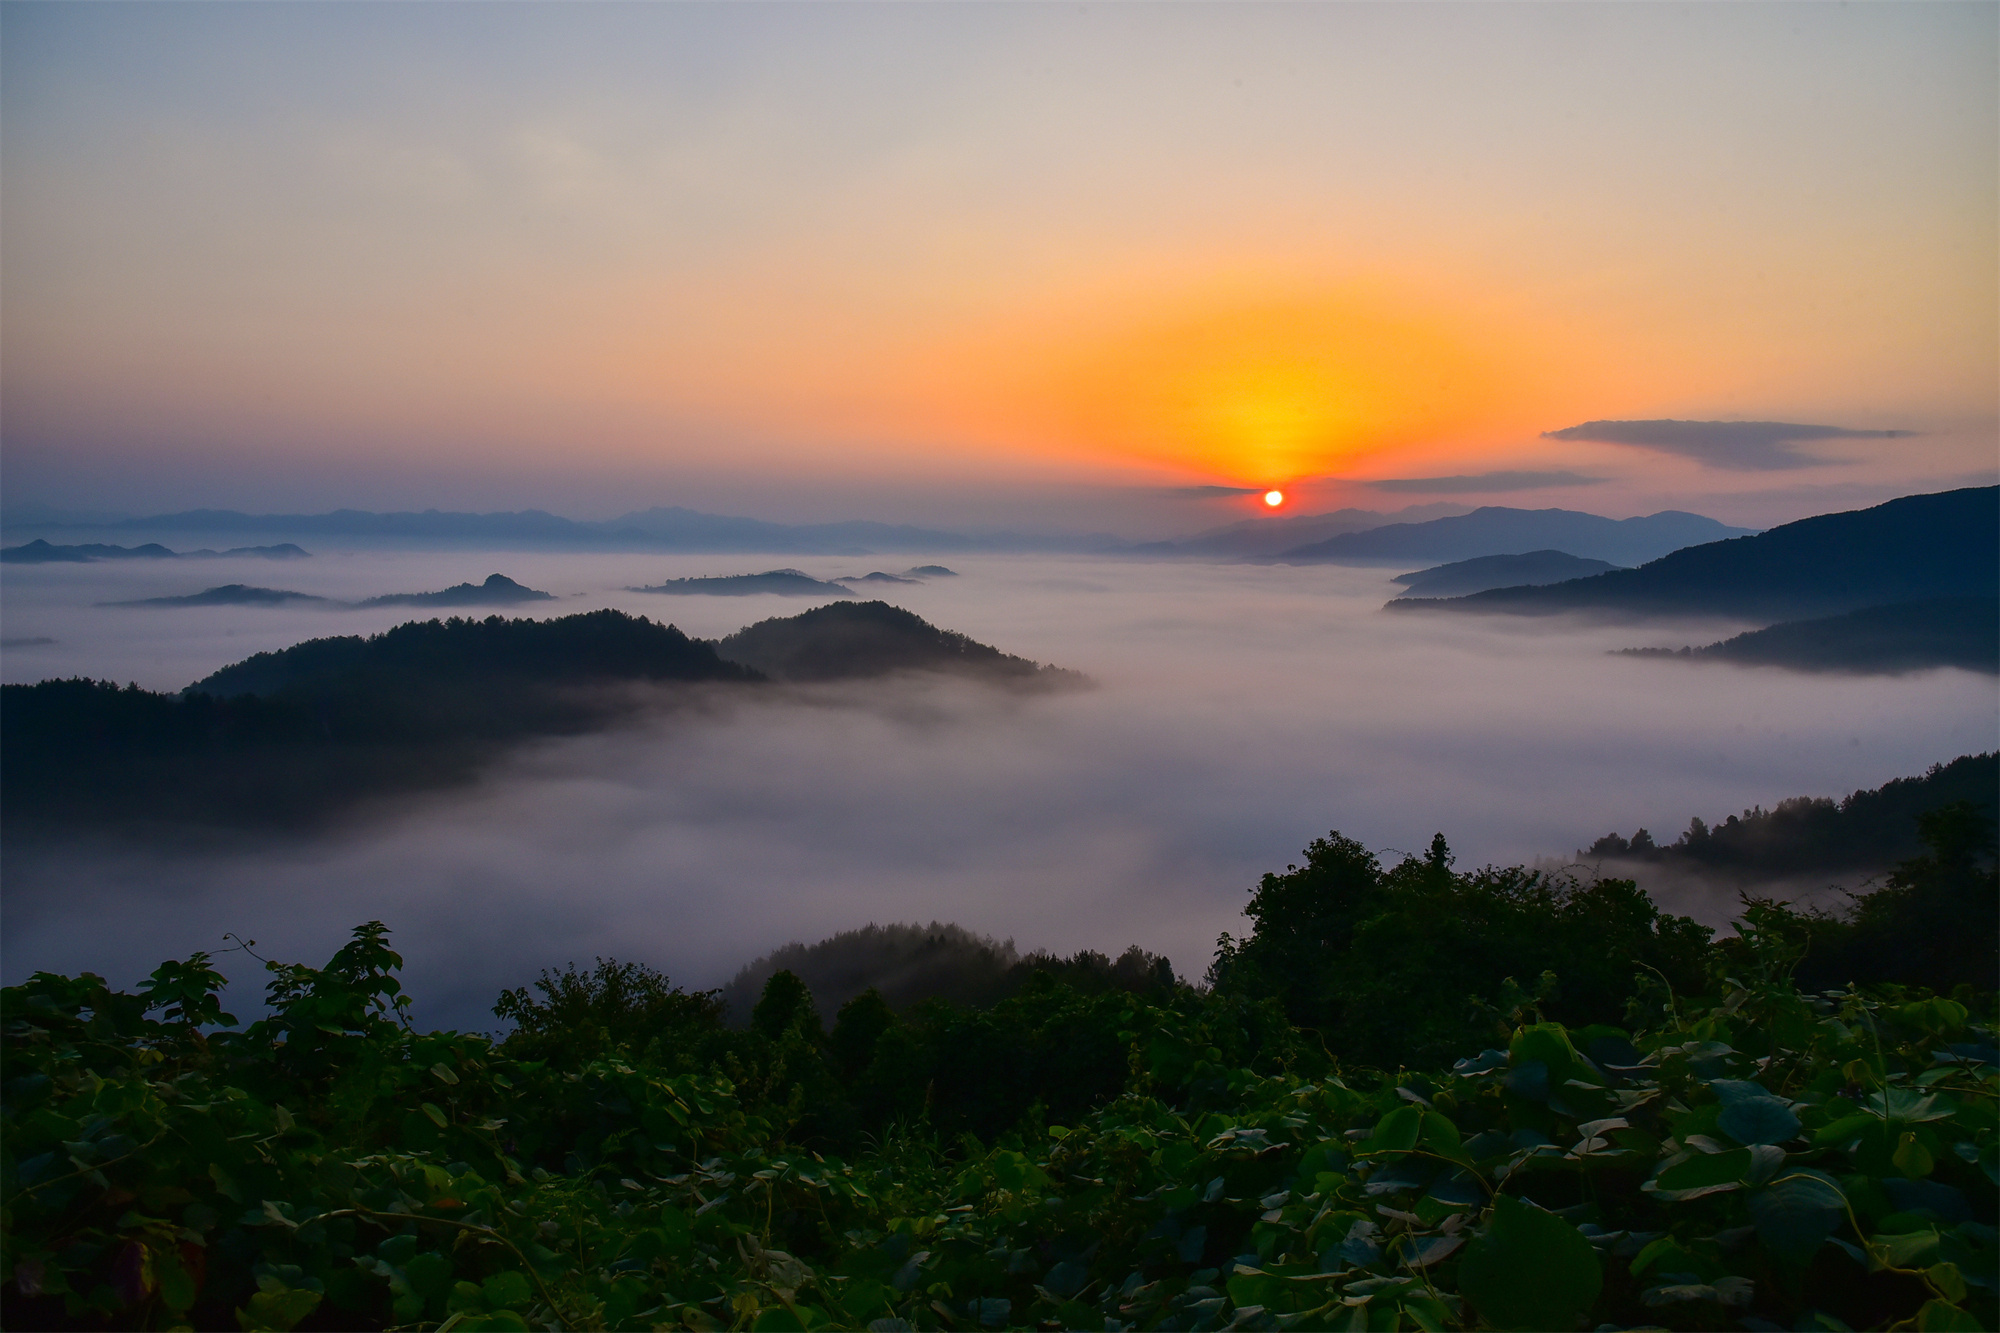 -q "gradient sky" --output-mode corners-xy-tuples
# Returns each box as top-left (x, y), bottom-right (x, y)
(3, 2), (1994, 533)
